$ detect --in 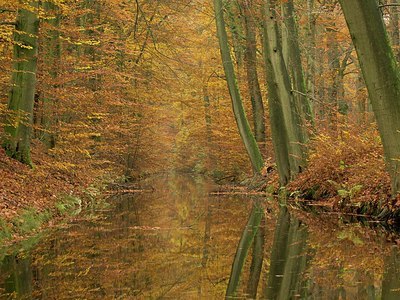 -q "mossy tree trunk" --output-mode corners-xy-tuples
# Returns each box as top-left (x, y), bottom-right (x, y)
(40, 0), (61, 148)
(339, 0), (400, 194)
(214, 0), (264, 174)
(381, 247), (400, 300)
(389, 0), (400, 61)
(282, 0), (313, 129)
(225, 0), (244, 67)
(225, 203), (264, 298)
(241, 0), (266, 145)
(3, 0), (39, 166)
(305, 0), (316, 111)
(261, 0), (306, 184)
